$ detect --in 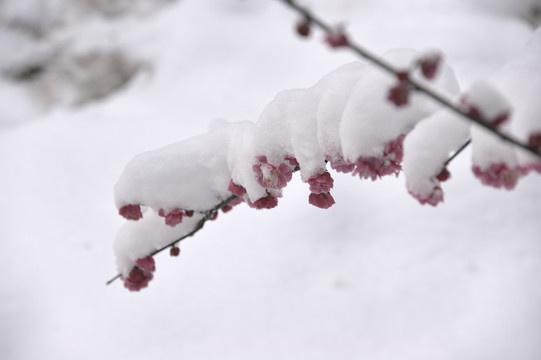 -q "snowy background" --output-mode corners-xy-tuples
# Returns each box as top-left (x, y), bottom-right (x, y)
(1, 0), (541, 359)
